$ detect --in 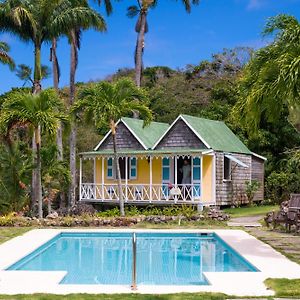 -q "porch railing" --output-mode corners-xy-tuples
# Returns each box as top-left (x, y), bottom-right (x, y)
(80, 183), (202, 203)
